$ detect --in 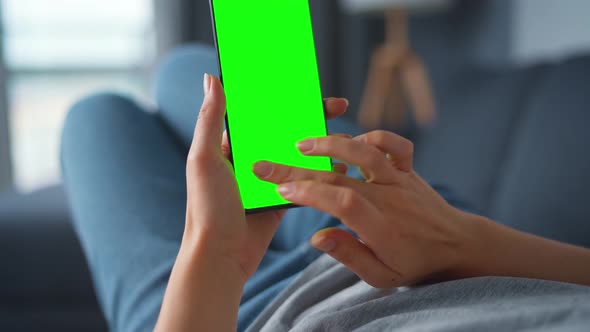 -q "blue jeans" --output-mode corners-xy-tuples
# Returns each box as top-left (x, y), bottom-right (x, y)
(61, 44), (471, 332)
